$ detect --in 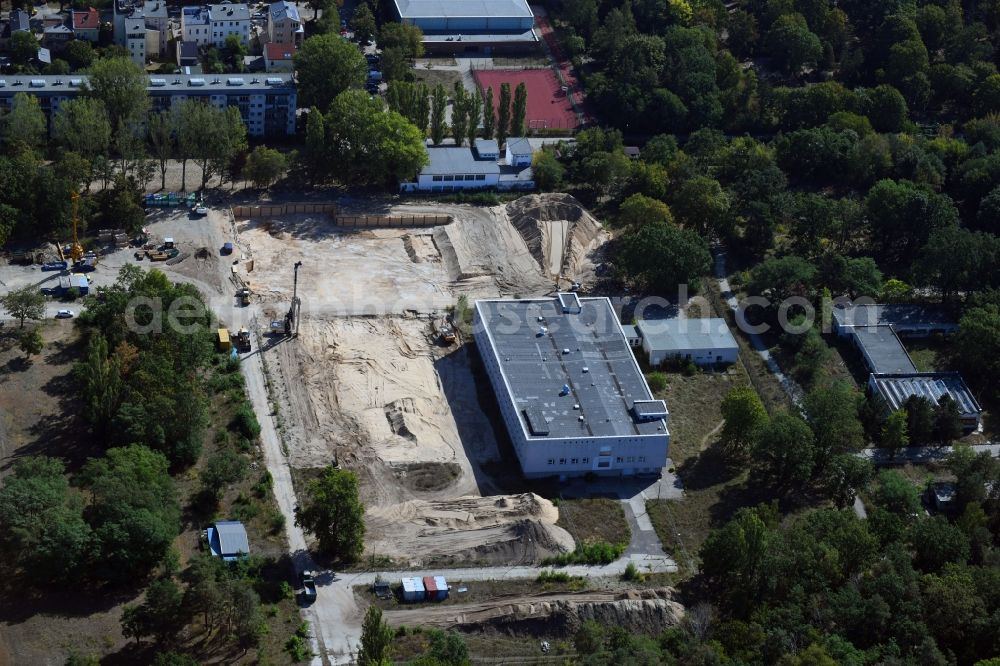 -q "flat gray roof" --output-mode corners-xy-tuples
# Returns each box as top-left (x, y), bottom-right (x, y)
(209, 3), (250, 21)
(853, 327), (917, 374)
(421, 27), (537, 42)
(214, 520), (250, 555)
(870, 373), (982, 417)
(636, 318), (738, 352)
(475, 138), (499, 155)
(422, 146), (499, 176)
(506, 136), (532, 156)
(833, 303), (956, 330)
(395, 0), (532, 19)
(476, 296), (667, 440)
